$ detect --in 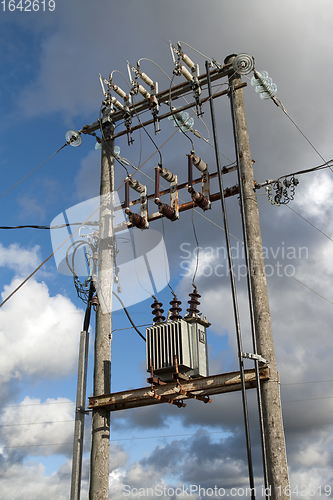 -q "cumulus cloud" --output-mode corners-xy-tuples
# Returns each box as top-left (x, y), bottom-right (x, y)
(0, 243), (40, 276)
(0, 276), (83, 386)
(0, 396), (75, 457)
